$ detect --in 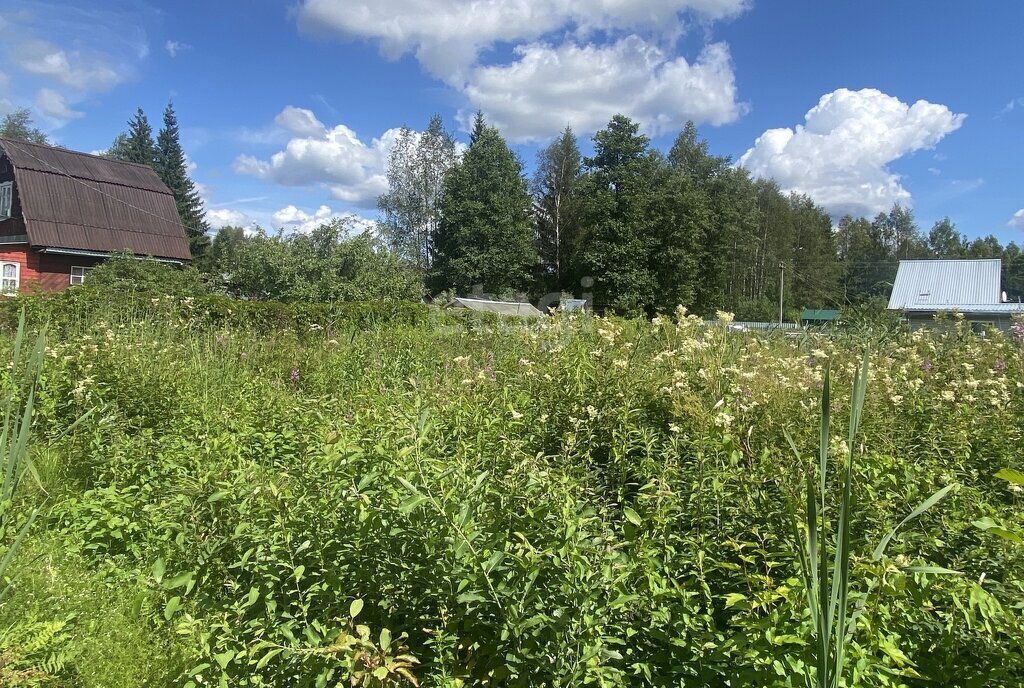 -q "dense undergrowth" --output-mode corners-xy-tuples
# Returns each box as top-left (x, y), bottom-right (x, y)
(0, 294), (1022, 686)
